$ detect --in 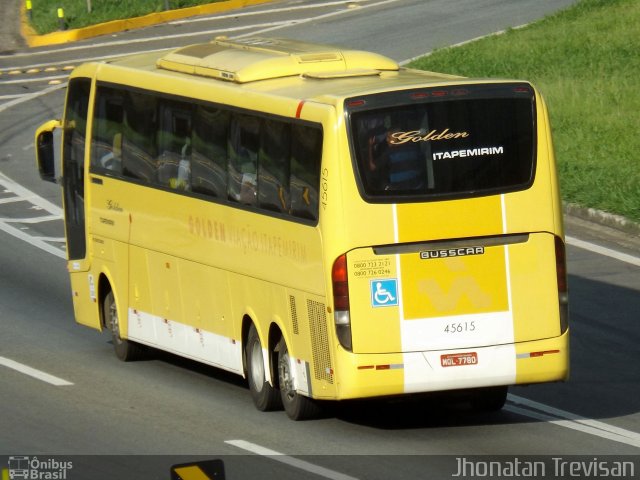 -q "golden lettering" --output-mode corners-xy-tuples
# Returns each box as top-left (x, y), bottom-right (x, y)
(389, 129), (469, 145)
